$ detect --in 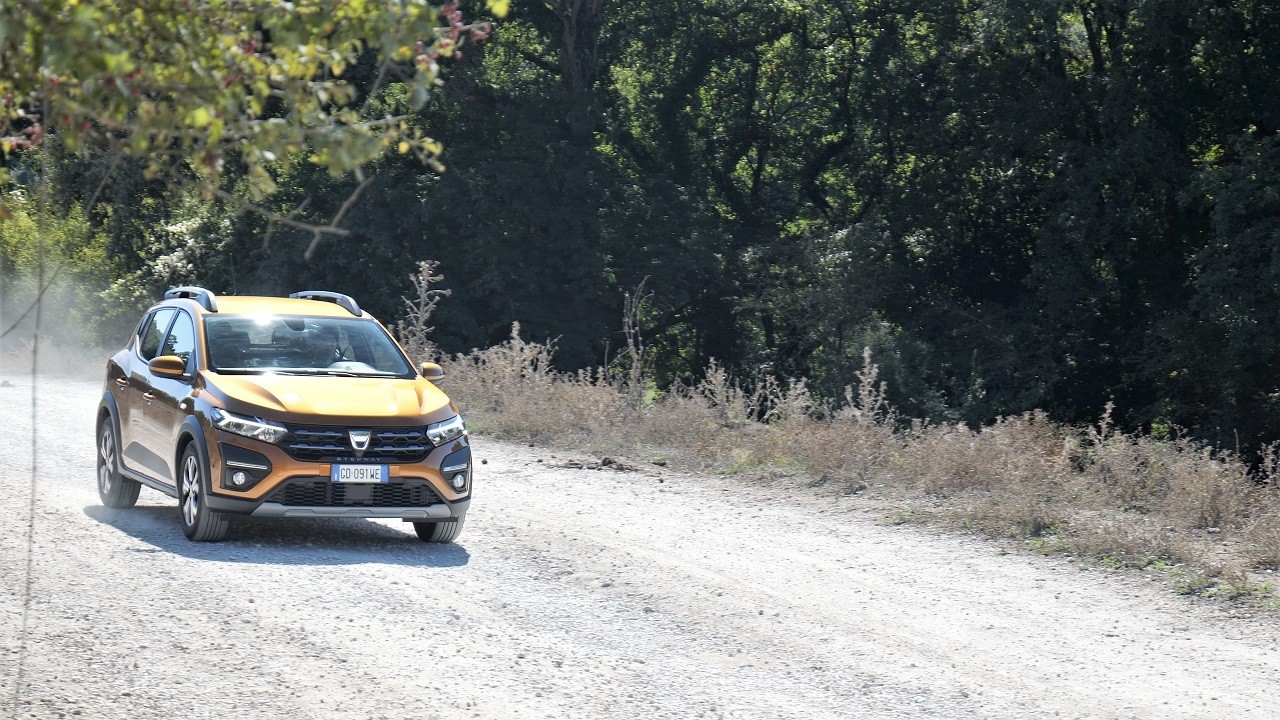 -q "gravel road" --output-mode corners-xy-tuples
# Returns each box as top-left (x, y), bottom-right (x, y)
(2, 376), (1279, 720)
